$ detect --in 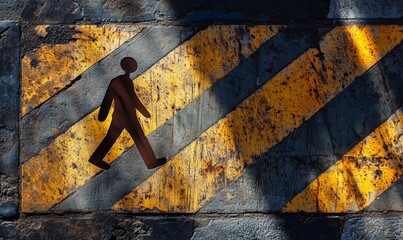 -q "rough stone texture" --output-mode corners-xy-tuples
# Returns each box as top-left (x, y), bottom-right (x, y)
(0, 175), (18, 218)
(192, 216), (343, 240)
(0, 22), (19, 176)
(328, 0), (403, 18)
(2, 215), (403, 239)
(7, 0), (332, 23)
(0, 214), (194, 239)
(0, 22), (19, 219)
(2, 0), (402, 22)
(342, 218), (403, 240)
(0, 1), (25, 21)
(159, 0), (332, 22)
(20, 0), (155, 23)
